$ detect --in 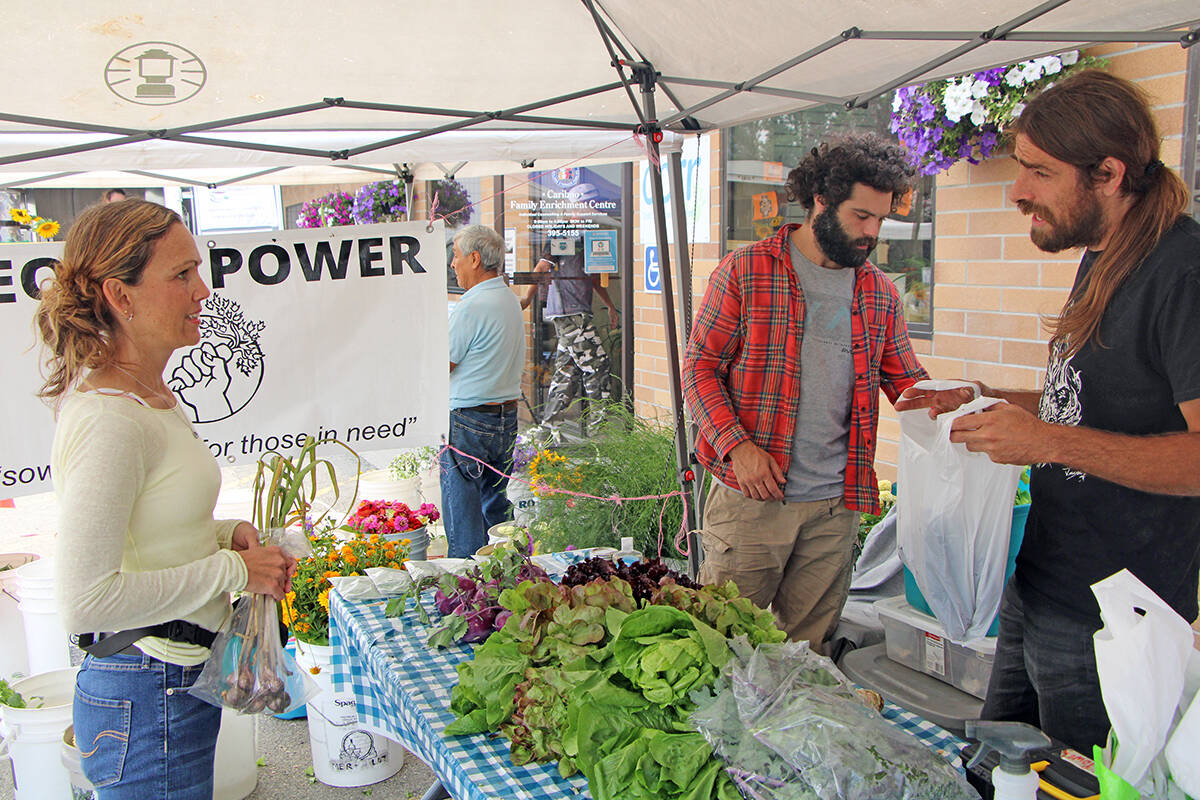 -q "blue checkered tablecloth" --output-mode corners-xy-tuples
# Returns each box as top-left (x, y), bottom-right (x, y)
(330, 589), (968, 800)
